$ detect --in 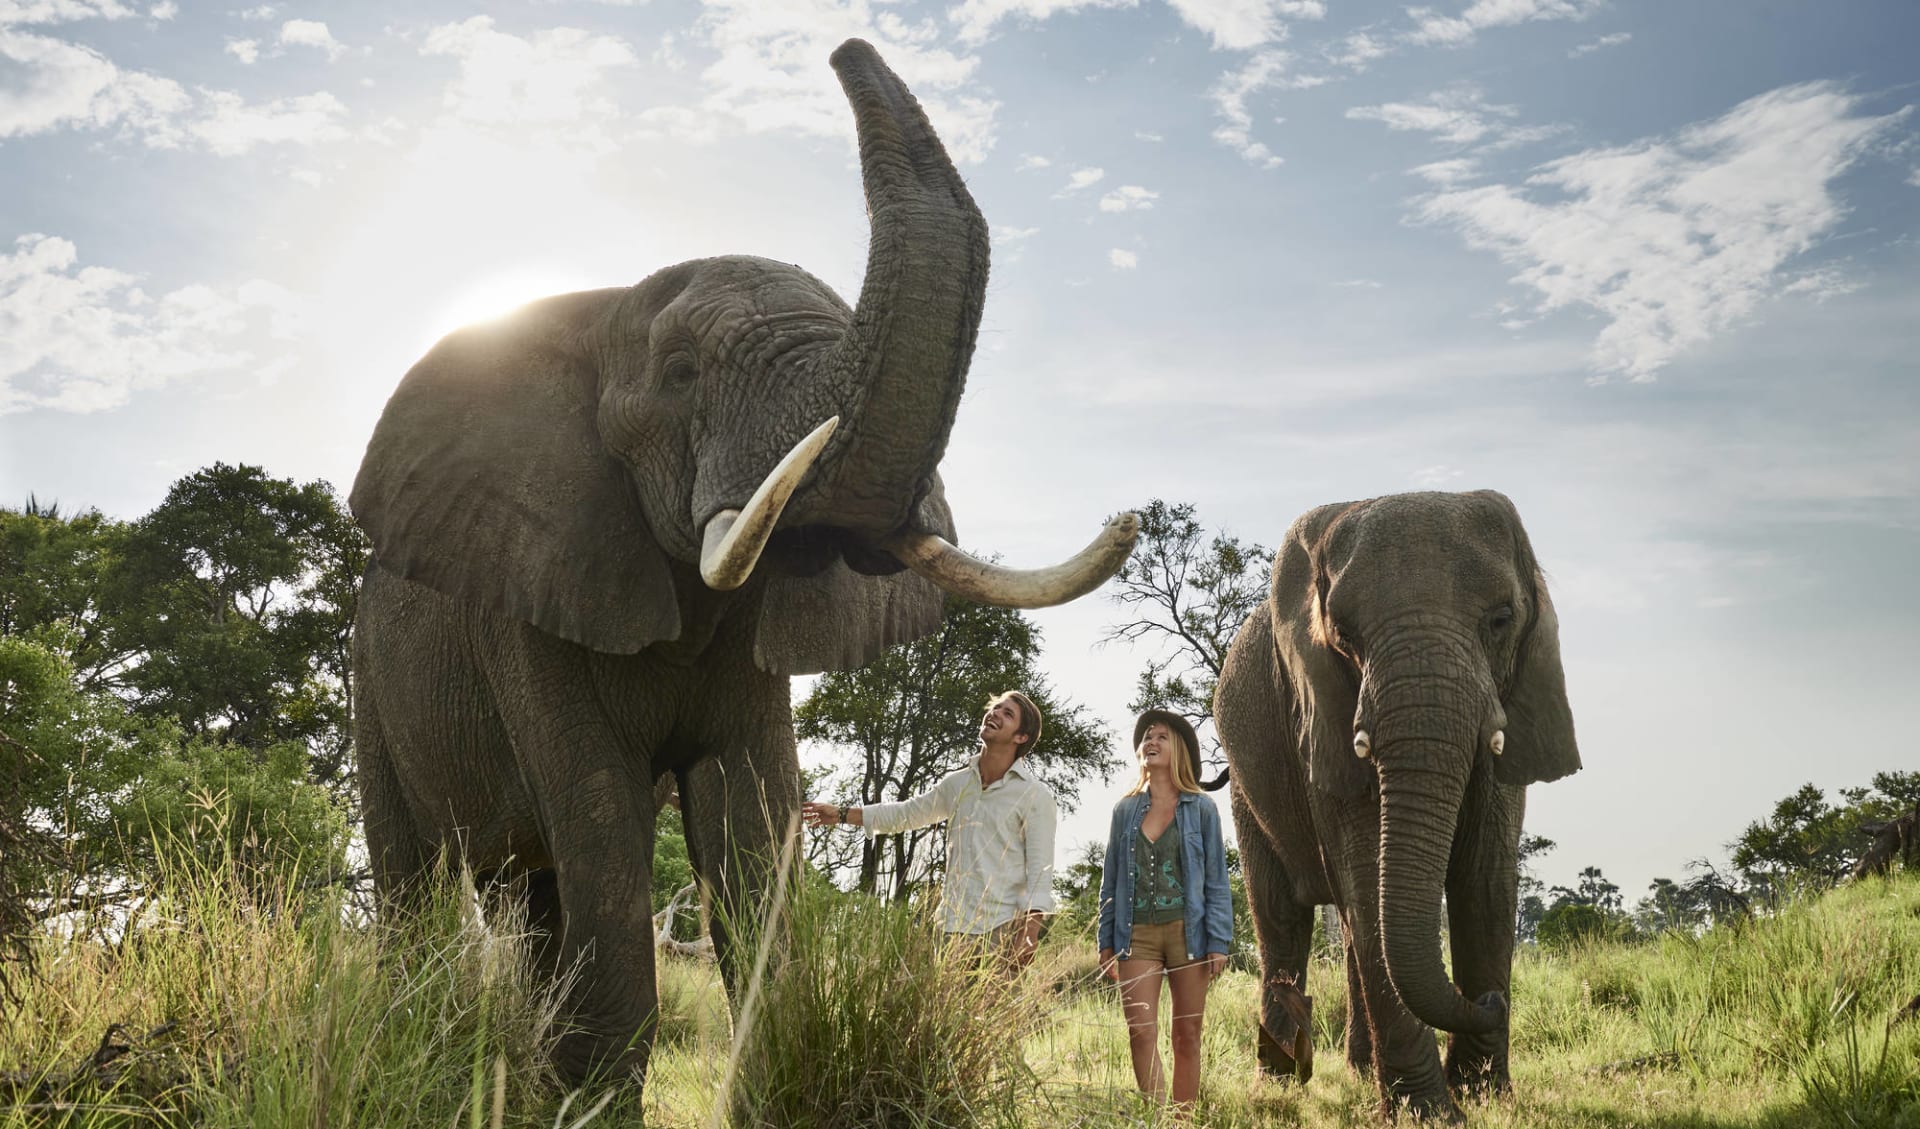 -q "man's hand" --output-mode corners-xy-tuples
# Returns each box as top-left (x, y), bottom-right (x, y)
(1207, 952), (1229, 980)
(800, 801), (856, 829)
(1099, 948), (1119, 982)
(1009, 911), (1044, 970)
